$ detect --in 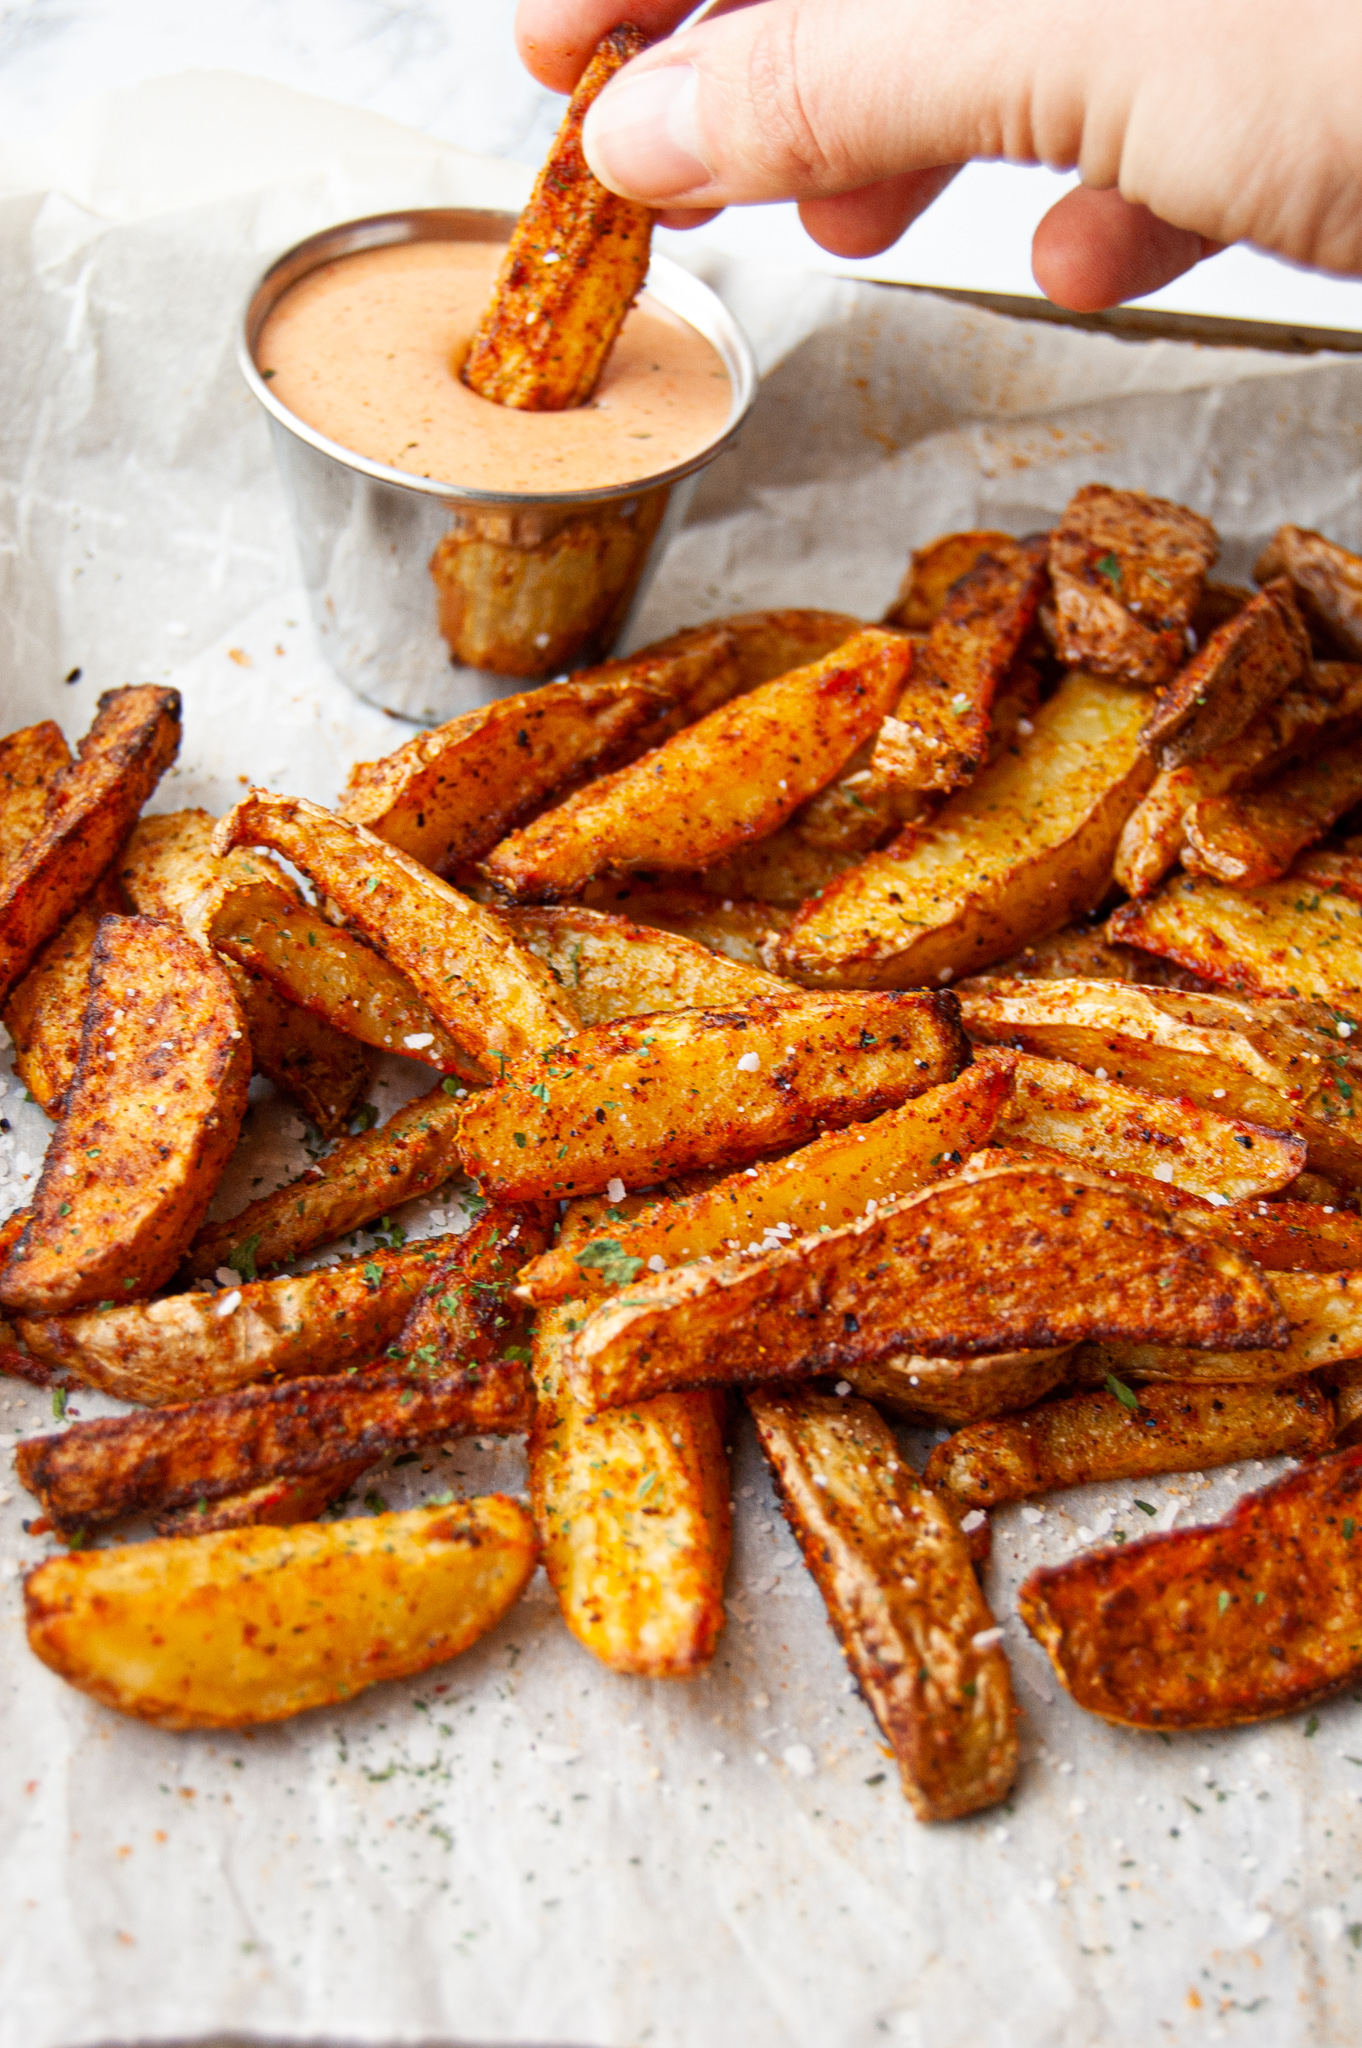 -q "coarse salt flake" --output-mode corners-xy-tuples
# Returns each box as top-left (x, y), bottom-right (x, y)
(606, 1178), (626, 1204)
(1152, 1162), (1174, 1183)
(403, 1032), (435, 1050)
(972, 1626), (1004, 1650)
(782, 1744), (816, 1780)
(960, 1509), (987, 1532)
(736, 1051), (760, 1072)
(214, 1267), (239, 1288)
(834, 1380), (851, 1397)
(647, 1254), (666, 1272)
(215, 1290), (242, 1318)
